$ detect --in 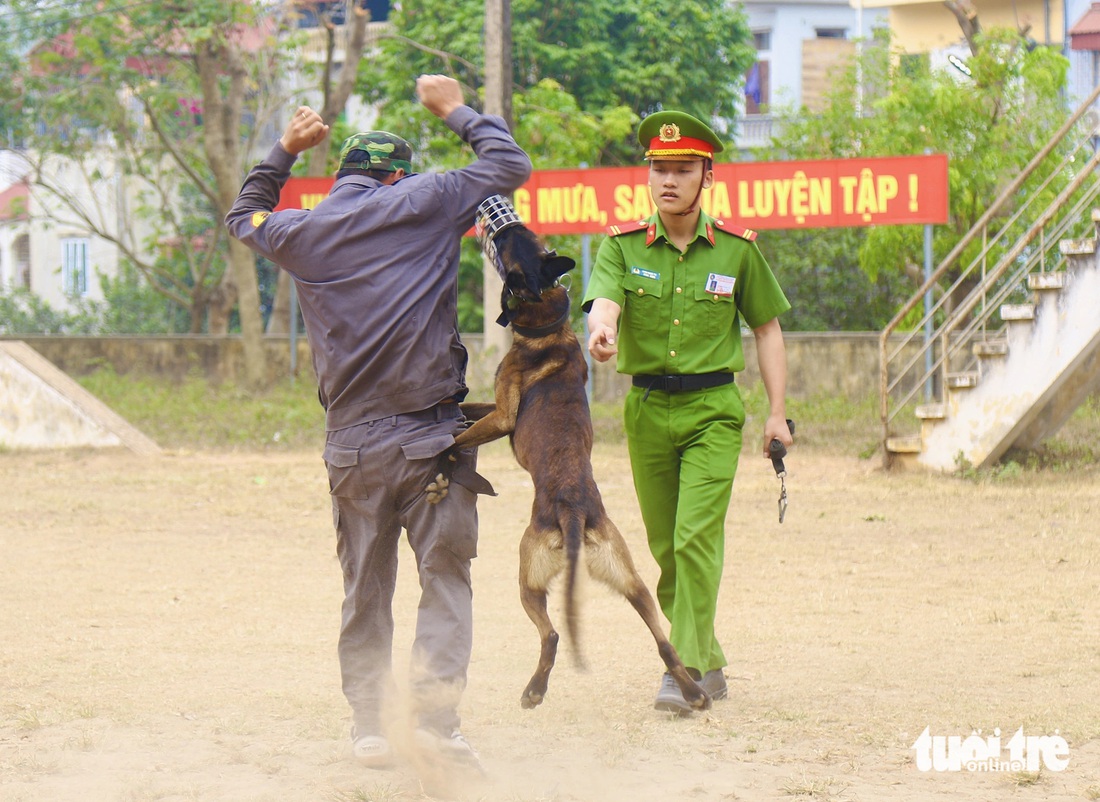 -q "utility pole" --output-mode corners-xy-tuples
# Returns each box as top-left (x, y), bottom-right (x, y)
(482, 0), (513, 360)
